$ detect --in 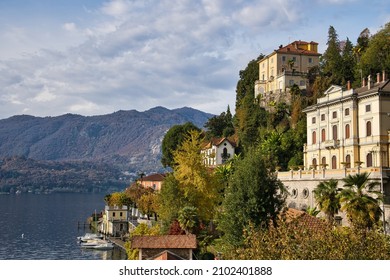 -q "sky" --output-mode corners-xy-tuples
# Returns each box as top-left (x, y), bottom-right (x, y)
(0, 0), (388, 119)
